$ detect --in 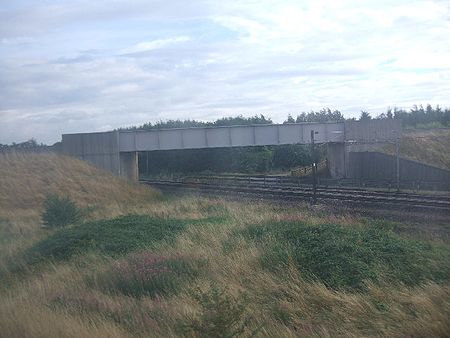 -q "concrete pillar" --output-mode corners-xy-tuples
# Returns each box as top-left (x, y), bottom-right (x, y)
(327, 143), (346, 178)
(119, 152), (139, 181)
